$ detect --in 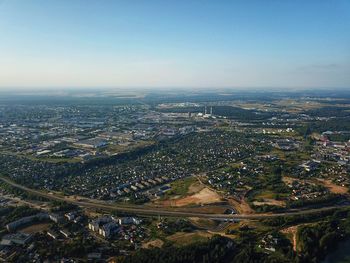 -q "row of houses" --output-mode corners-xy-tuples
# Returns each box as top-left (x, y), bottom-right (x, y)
(115, 176), (171, 196)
